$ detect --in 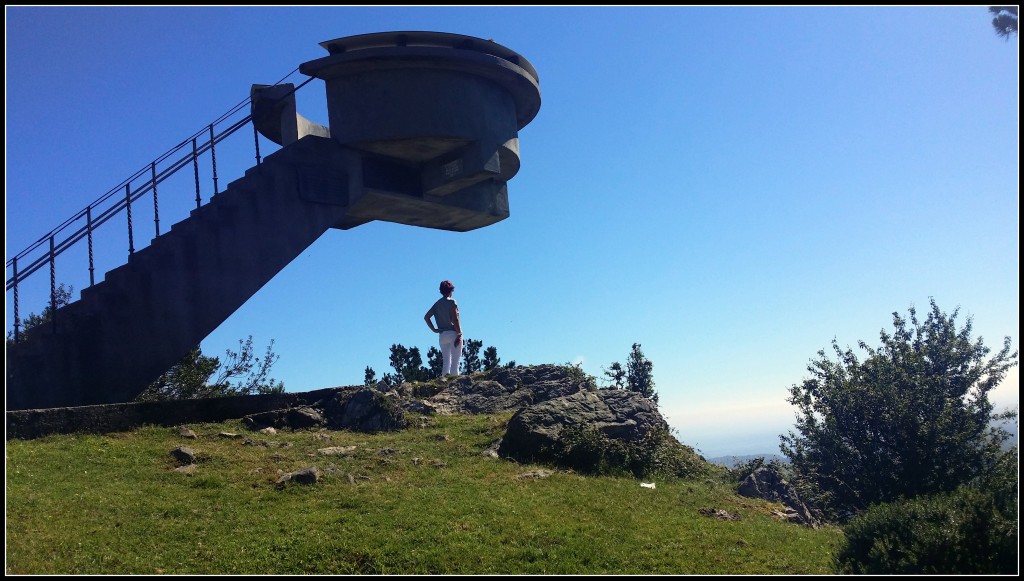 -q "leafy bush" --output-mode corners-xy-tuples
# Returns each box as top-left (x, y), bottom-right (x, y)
(834, 449), (1018, 574)
(550, 425), (629, 476)
(550, 425), (711, 480)
(561, 362), (598, 391)
(782, 299), (1017, 519)
(136, 336), (284, 401)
